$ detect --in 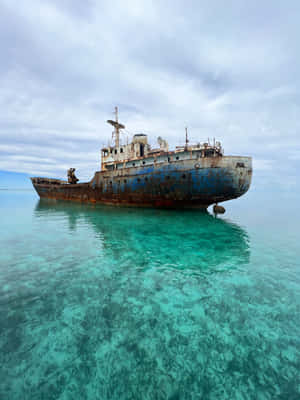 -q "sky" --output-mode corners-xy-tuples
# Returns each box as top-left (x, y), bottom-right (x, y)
(0, 0), (299, 190)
